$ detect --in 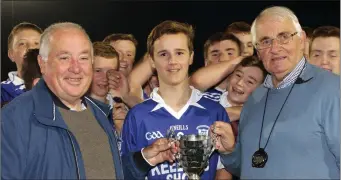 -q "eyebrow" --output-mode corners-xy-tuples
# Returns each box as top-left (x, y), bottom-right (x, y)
(258, 31), (292, 41)
(175, 48), (187, 52)
(157, 50), (168, 54)
(235, 69), (243, 74)
(247, 75), (257, 82)
(225, 48), (236, 52)
(258, 36), (271, 42)
(57, 51), (71, 56)
(277, 31), (291, 36)
(328, 50), (339, 53)
(79, 50), (91, 55)
(209, 49), (220, 54)
(311, 50), (322, 53)
(157, 48), (187, 54)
